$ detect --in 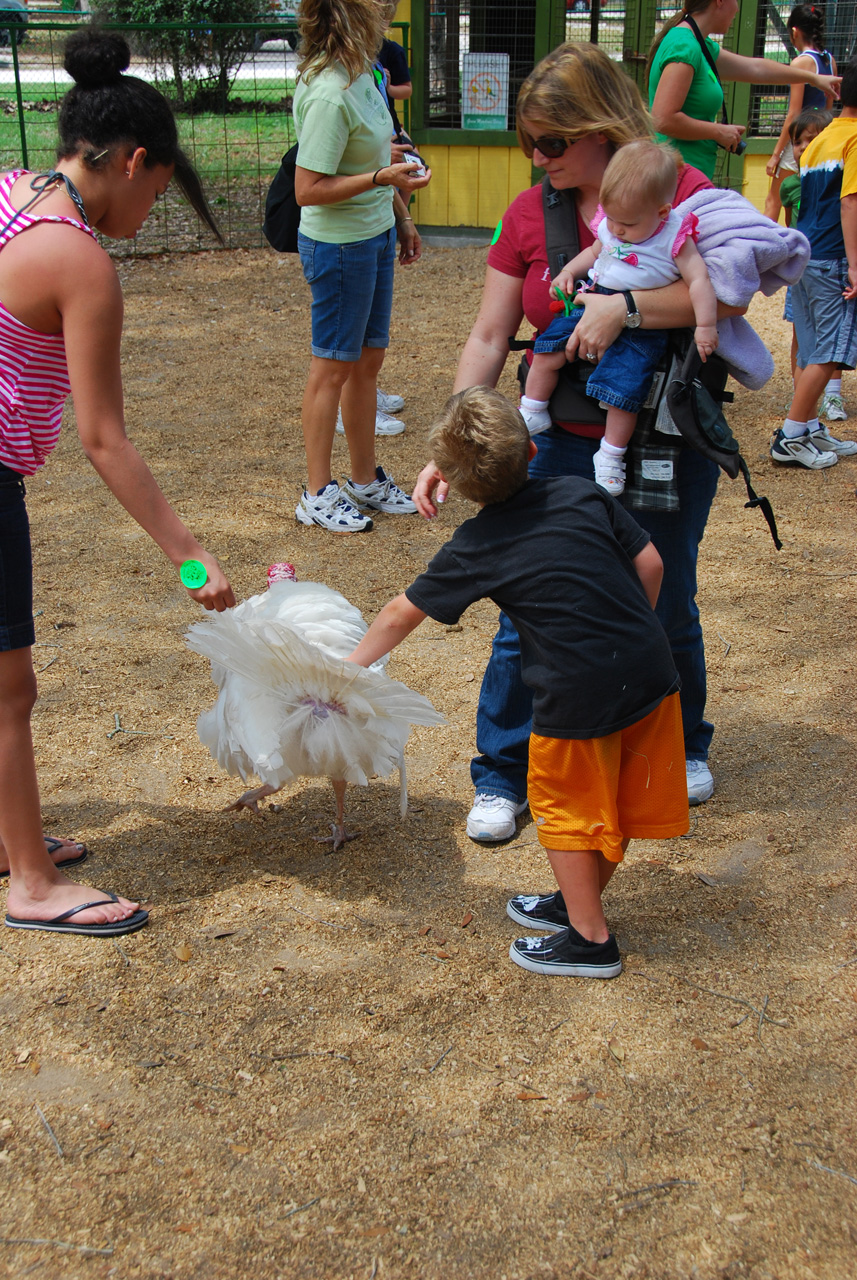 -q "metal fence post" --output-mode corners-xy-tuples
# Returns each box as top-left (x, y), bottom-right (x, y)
(10, 31), (27, 169)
